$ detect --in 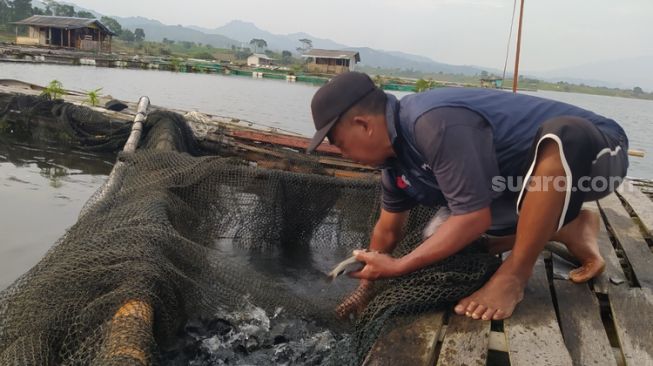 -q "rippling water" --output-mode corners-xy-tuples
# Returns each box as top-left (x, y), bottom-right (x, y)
(0, 142), (113, 289)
